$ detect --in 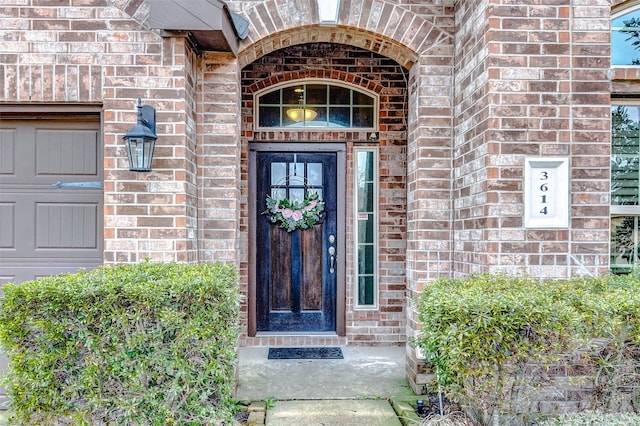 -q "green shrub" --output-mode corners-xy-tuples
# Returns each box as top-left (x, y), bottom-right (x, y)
(538, 411), (640, 426)
(0, 262), (241, 425)
(414, 272), (640, 425)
